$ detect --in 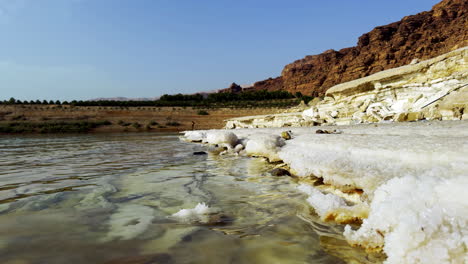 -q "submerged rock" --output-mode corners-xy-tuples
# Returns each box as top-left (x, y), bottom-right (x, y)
(269, 168), (291, 177)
